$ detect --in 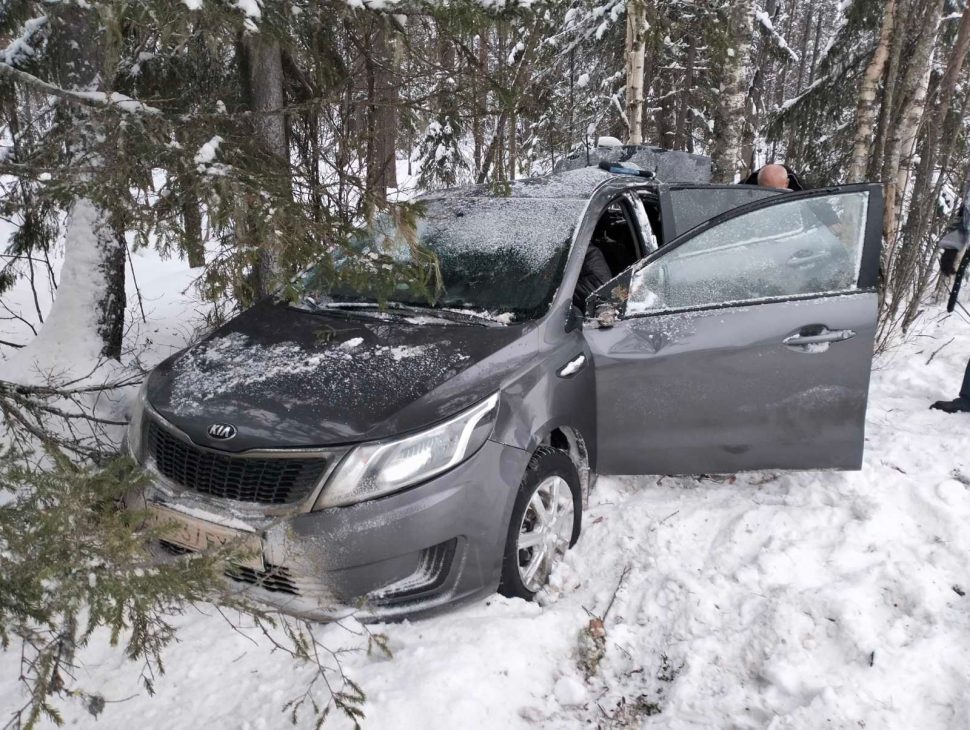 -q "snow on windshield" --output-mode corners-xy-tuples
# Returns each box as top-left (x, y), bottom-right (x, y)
(420, 195), (585, 273)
